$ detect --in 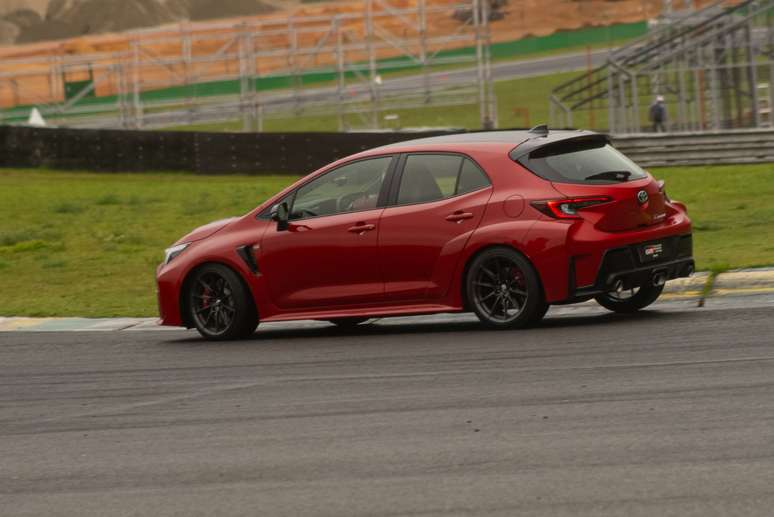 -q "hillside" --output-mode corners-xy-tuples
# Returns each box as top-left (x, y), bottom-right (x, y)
(0, 0), (281, 44)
